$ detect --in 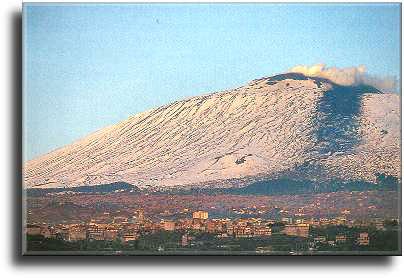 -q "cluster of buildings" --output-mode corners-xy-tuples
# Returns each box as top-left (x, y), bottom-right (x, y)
(26, 208), (385, 247)
(26, 210), (151, 243)
(26, 222), (148, 243)
(283, 223), (310, 238)
(157, 211), (273, 239)
(280, 216), (349, 227)
(280, 216), (389, 231)
(26, 210), (273, 242)
(312, 232), (369, 246)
